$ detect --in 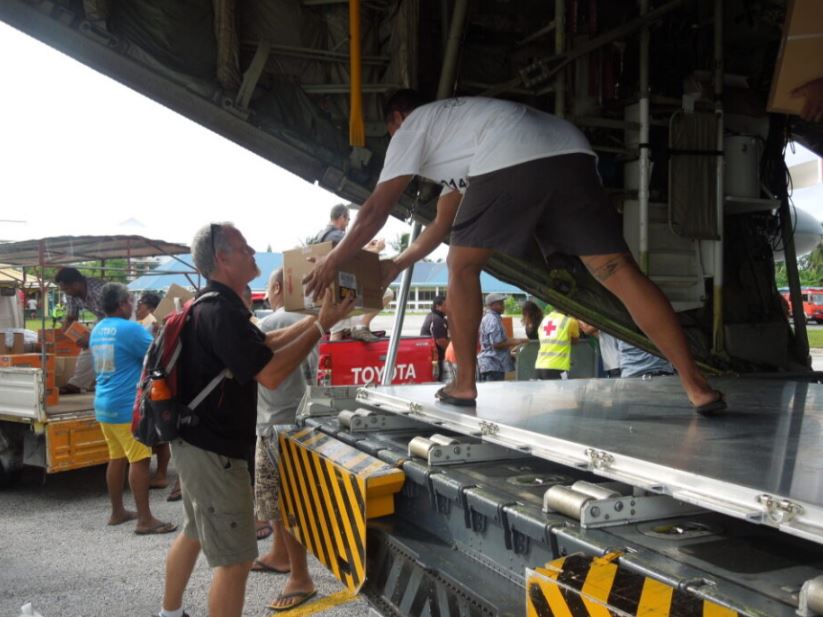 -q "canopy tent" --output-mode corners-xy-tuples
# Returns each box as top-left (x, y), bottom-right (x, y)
(0, 235), (194, 318)
(0, 235), (190, 268)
